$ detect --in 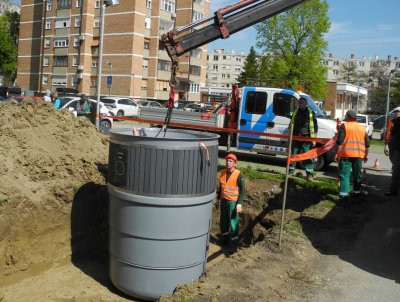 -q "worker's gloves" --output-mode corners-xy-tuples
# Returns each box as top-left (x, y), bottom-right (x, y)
(384, 145), (389, 156)
(236, 204), (242, 213)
